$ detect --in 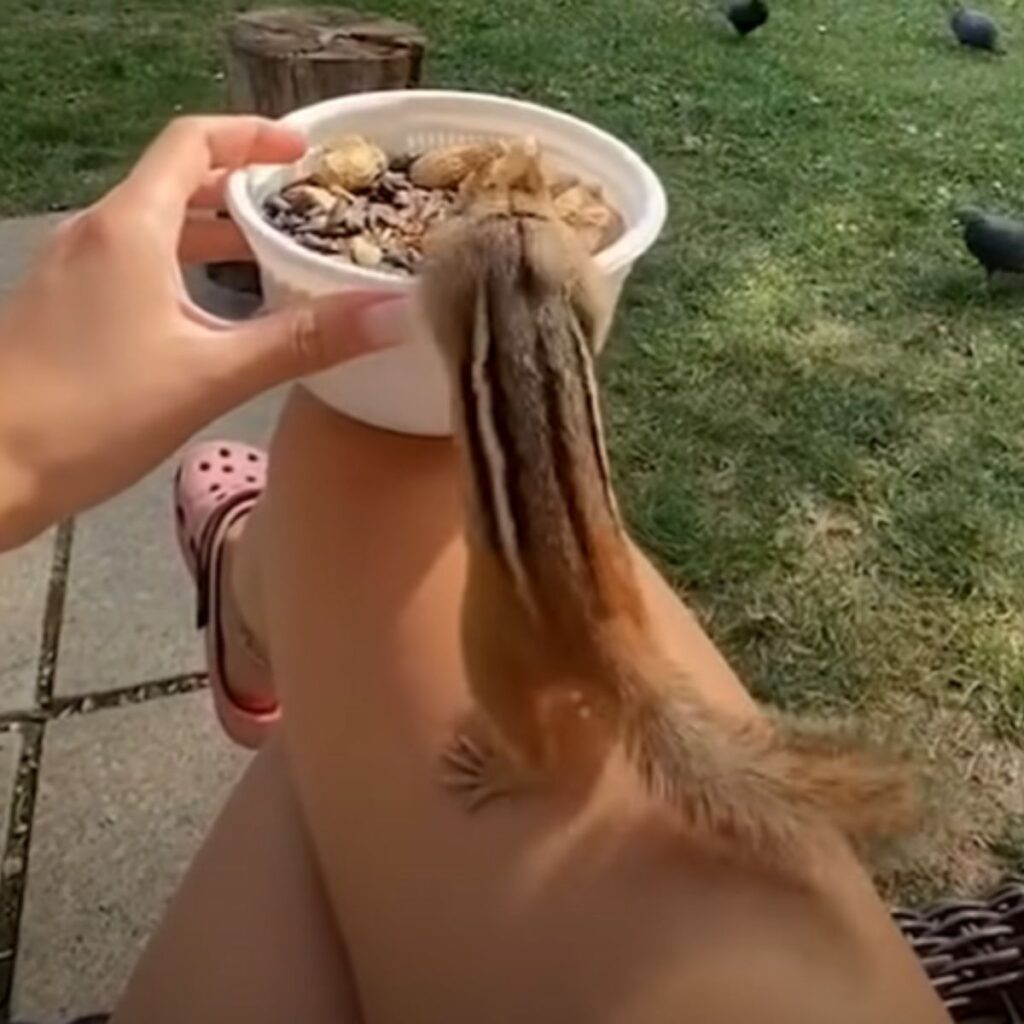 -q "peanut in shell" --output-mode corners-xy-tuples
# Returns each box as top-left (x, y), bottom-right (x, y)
(409, 140), (509, 190)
